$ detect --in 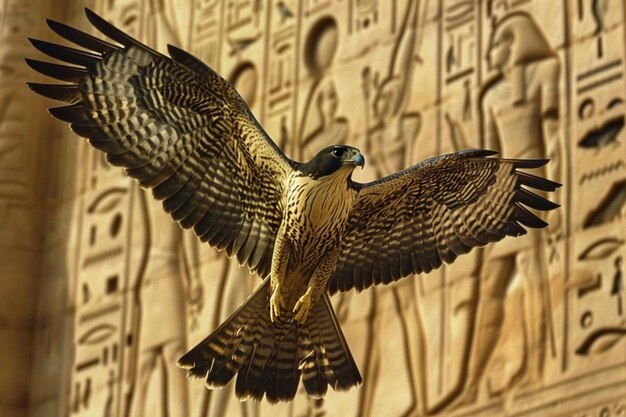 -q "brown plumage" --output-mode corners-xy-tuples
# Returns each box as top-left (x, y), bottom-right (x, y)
(27, 9), (561, 404)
